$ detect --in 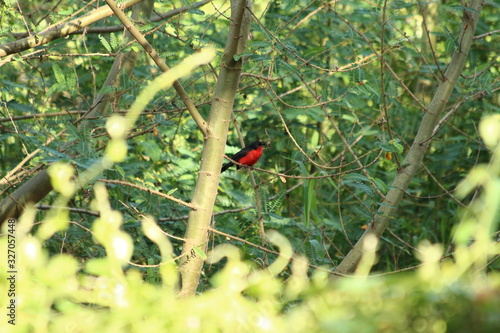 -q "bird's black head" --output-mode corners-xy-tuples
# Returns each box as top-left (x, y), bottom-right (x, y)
(247, 141), (267, 149)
